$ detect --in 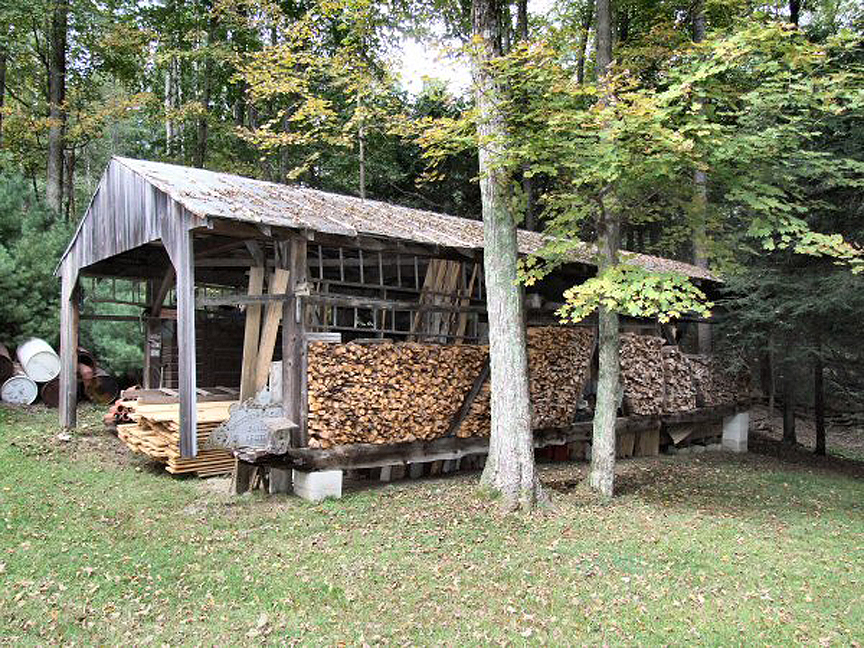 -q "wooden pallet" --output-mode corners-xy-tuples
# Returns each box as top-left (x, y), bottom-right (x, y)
(114, 400), (236, 477)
